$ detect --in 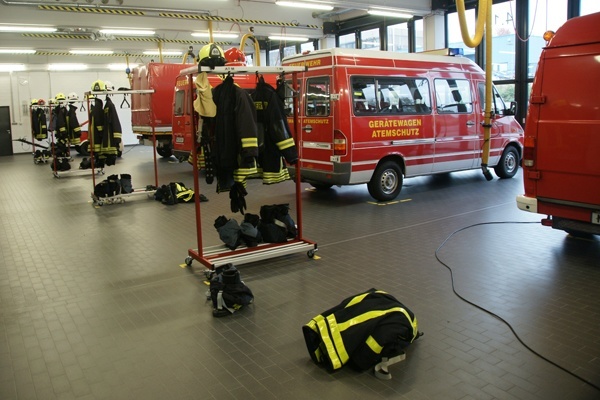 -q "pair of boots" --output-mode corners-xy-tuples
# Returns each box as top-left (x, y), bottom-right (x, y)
(106, 174), (133, 194)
